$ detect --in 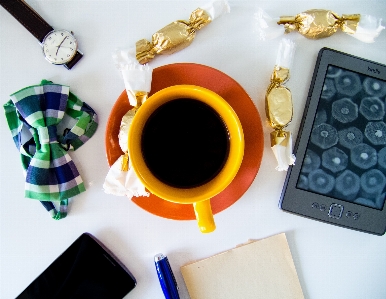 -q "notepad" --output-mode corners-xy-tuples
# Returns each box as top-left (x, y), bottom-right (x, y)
(180, 233), (304, 299)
